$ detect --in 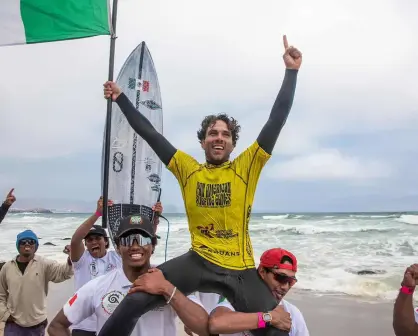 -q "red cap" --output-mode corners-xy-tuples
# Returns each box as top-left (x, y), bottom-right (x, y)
(259, 248), (297, 272)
